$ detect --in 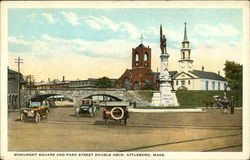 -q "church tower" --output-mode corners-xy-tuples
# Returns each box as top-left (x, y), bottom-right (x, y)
(132, 41), (151, 69)
(178, 22), (193, 73)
